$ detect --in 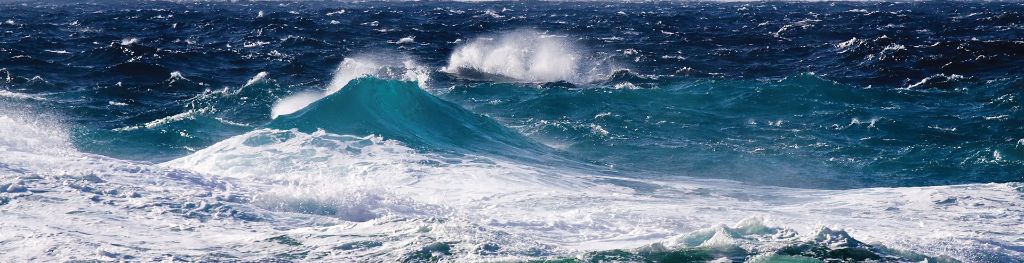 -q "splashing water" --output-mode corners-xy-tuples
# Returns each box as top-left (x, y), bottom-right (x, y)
(444, 29), (615, 83)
